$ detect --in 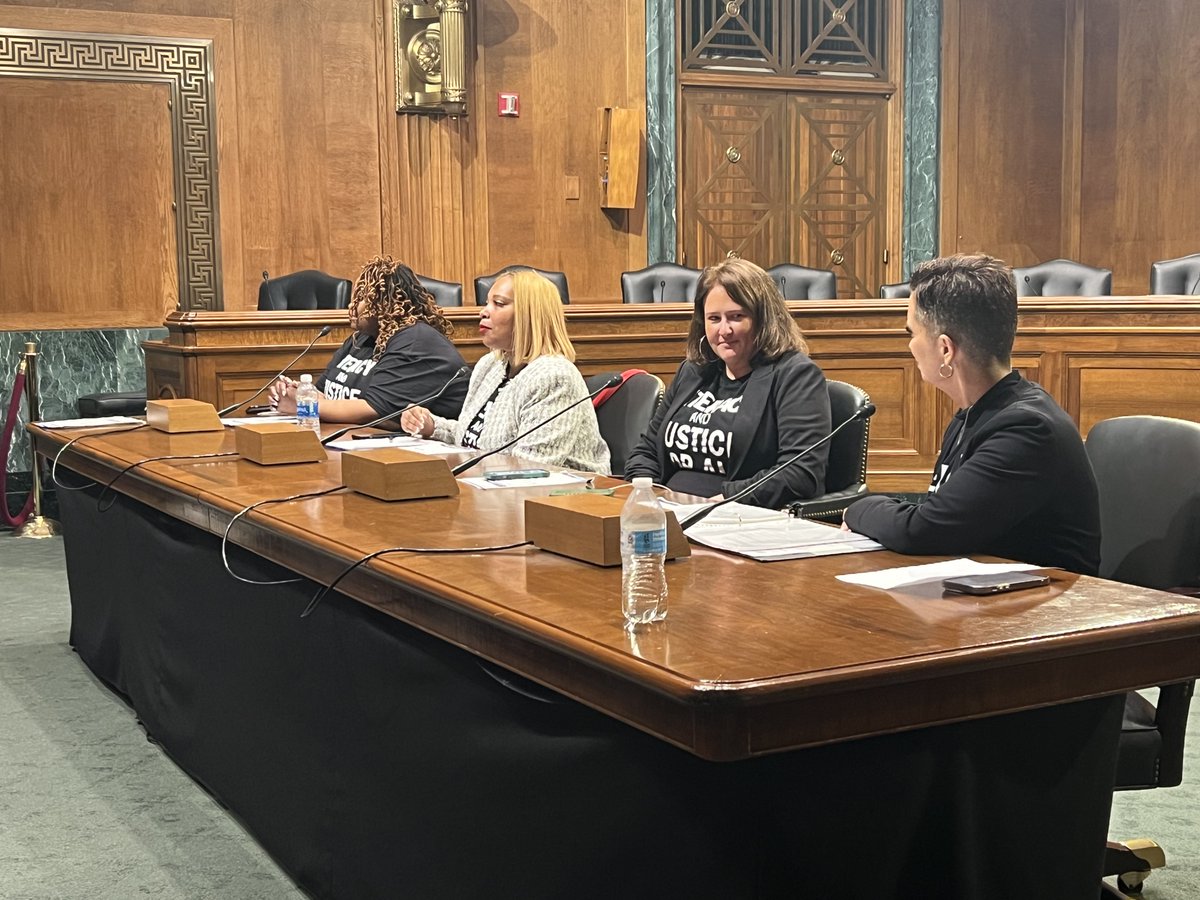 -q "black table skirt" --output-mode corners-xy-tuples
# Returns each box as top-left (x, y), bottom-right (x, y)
(58, 482), (1123, 900)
